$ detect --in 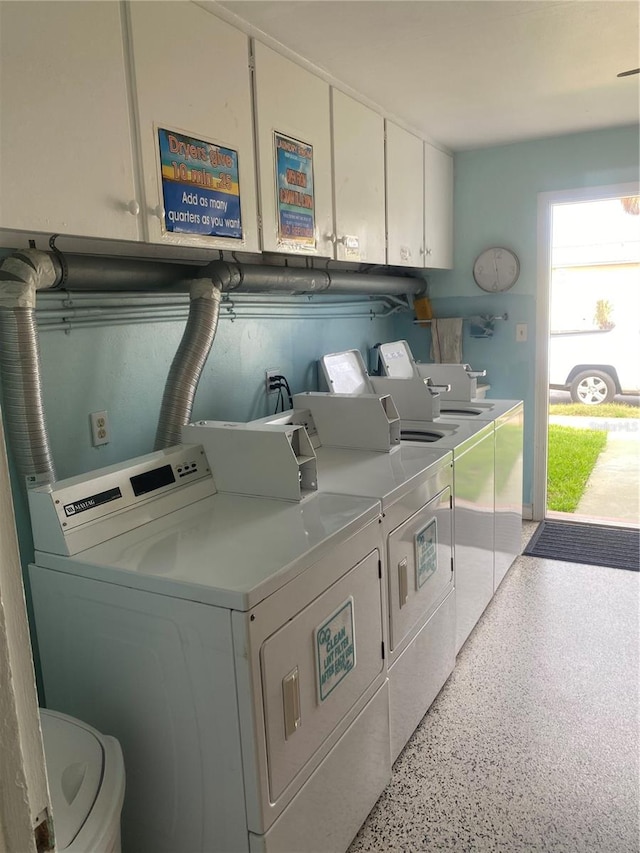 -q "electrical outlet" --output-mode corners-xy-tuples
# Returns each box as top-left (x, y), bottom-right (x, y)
(90, 410), (110, 446)
(265, 368), (281, 395)
(516, 323), (528, 342)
